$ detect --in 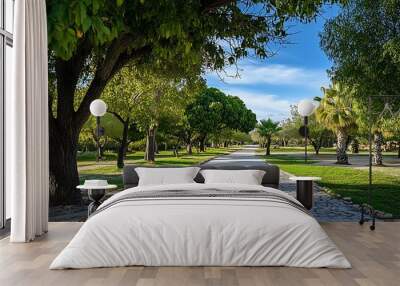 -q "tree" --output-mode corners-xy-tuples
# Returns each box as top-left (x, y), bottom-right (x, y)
(308, 115), (331, 155)
(102, 67), (144, 168)
(320, 0), (400, 165)
(316, 82), (357, 164)
(320, 0), (400, 96)
(382, 116), (400, 158)
(278, 105), (332, 153)
(256, 118), (281, 156)
(186, 88), (256, 151)
(130, 71), (193, 162)
(48, 0), (345, 204)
